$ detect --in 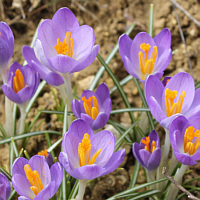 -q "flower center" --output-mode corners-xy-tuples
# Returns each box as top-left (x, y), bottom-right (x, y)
(78, 133), (101, 167)
(184, 126), (200, 155)
(24, 164), (44, 198)
(82, 96), (99, 120)
(165, 88), (185, 117)
(54, 31), (74, 57)
(138, 43), (157, 80)
(141, 136), (156, 153)
(38, 149), (48, 158)
(13, 69), (25, 93)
